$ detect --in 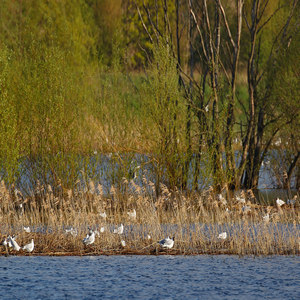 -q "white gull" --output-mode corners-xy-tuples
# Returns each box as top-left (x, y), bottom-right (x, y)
(159, 236), (175, 249)
(23, 239), (34, 252)
(83, 231), (95, 245)
(113, 224), (124, 235)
